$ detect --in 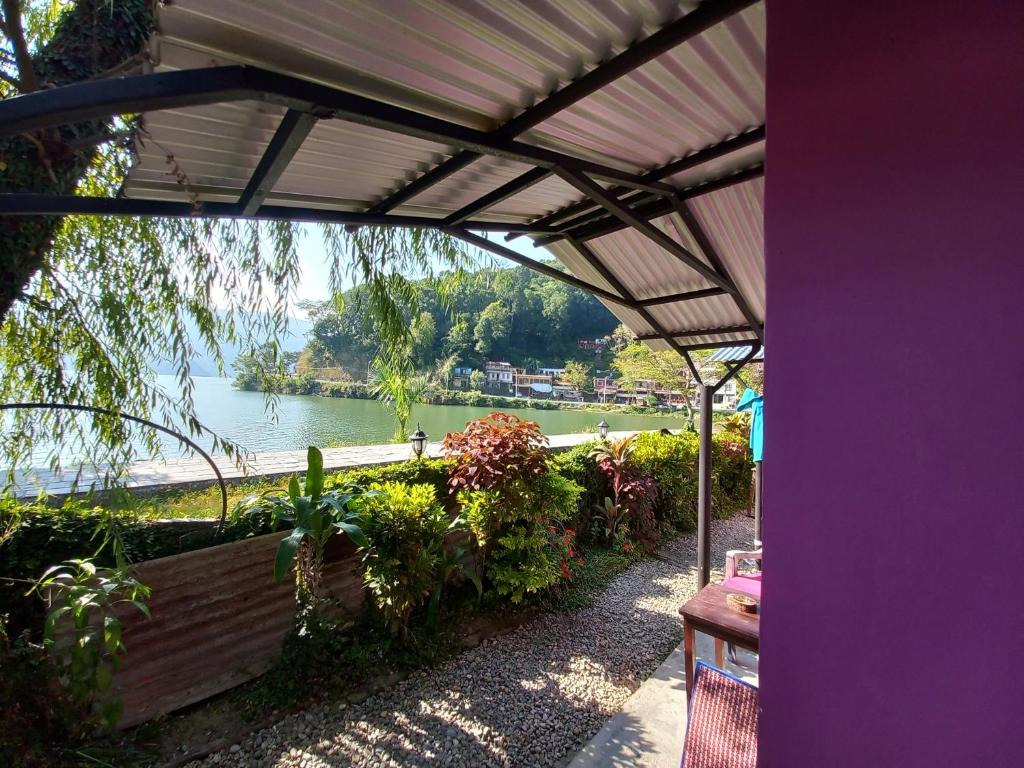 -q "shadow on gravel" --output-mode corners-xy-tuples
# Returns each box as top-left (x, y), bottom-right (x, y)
(200, 521), (755, 768)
